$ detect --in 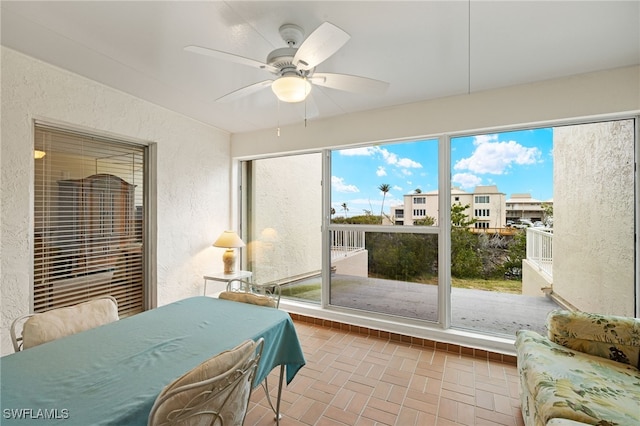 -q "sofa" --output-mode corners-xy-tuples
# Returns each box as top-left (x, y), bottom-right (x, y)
(515, 310), (640, 426)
